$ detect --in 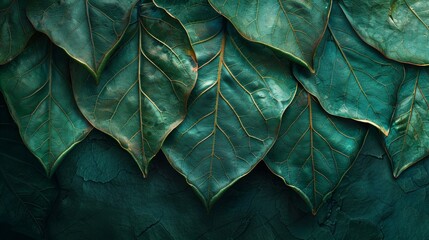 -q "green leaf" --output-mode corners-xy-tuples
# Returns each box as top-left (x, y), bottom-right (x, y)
(0, 95), (58, 239)
(265, 87), (367, 213)
(26, 0), (138, 79)
(208, 0), (331, 71)
(155, 0), (297, 208)
(340, 0), (429, 66)
(0, 35), (92, 176)
(385, 67), (429, 177)
(71, 3), (197, 176)
(0, 0), (34, 64)
(293, 2), (404, 135)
